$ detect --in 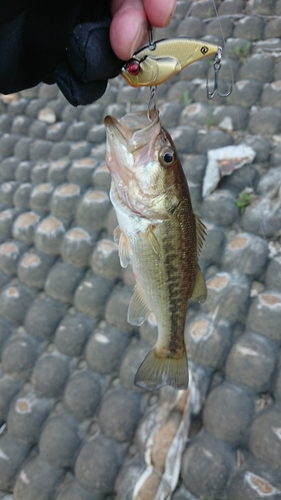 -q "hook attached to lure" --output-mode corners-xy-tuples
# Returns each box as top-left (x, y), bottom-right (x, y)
(121, 37), (220, 87)
(206, 47), (232, 99)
